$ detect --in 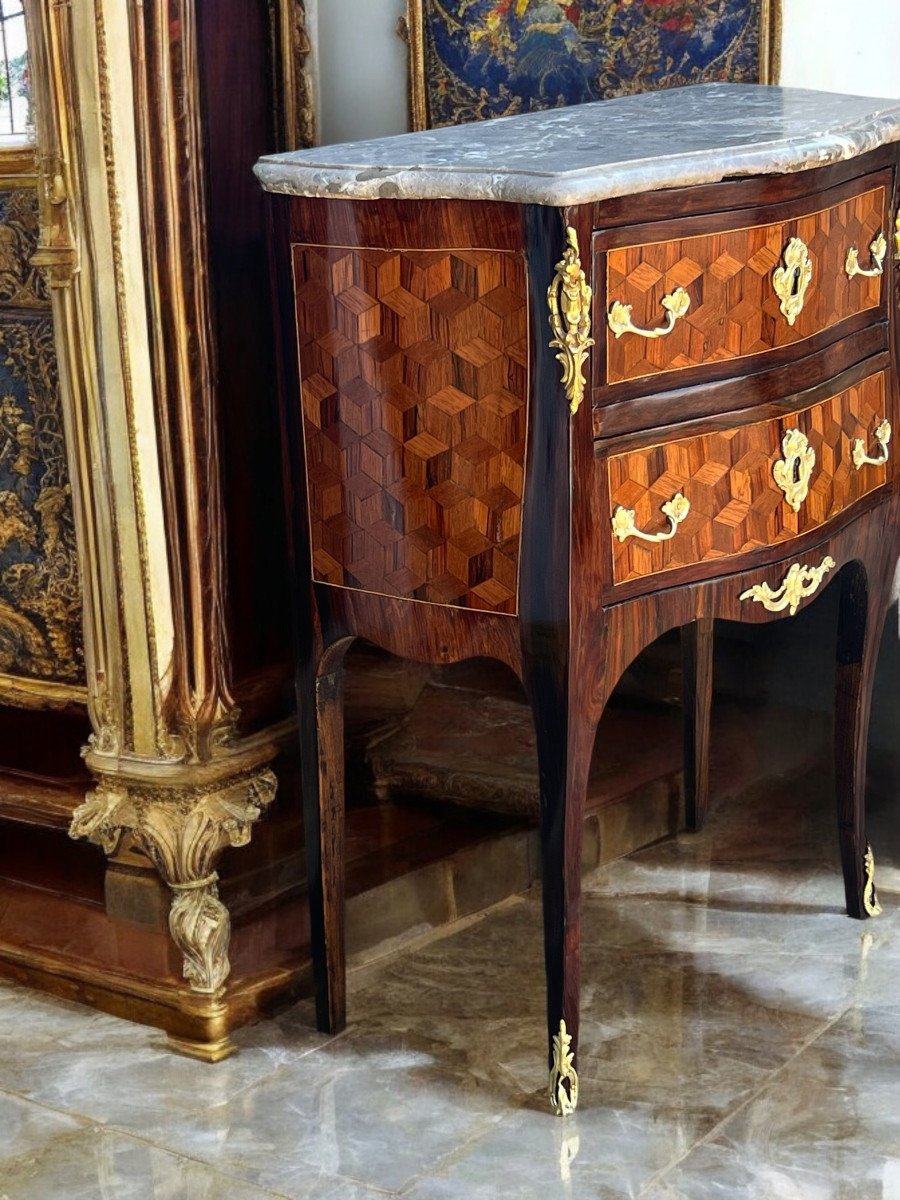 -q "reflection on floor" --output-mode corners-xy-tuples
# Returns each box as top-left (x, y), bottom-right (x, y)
(1, 745), (899, 1198)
